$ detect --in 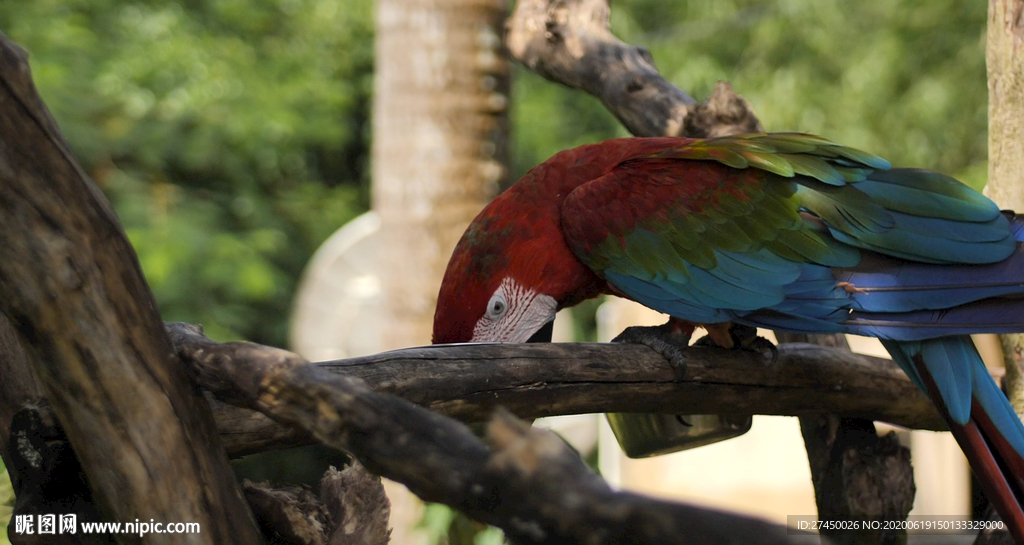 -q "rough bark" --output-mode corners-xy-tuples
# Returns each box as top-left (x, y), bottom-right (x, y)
(6, 404), (105, 545)
(169, 323), (800, 545)
(8, 402), (389, 545)
(244, 482), (331, 545)
(244, 473), (388, 545)
(506, 0), (761, 138)
(0, 314), (44, 471)
(987, 0), (1024, 420)
(319, 464), (392, 545)
(188, 328), (947, 457)
(373, 0), (510, 350)
(0, 33), (263, 544)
